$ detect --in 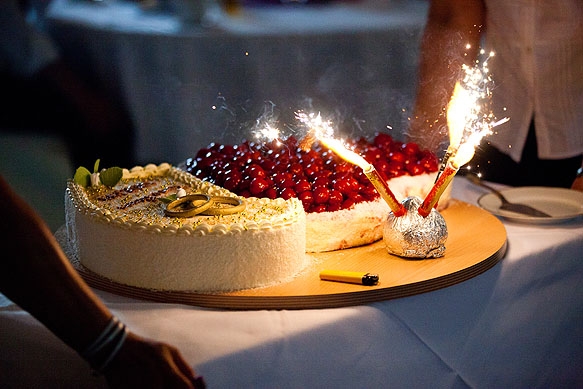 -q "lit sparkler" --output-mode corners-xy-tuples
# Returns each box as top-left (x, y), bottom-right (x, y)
(296, 111), (406, 217)
(435, 50), (507, 181)
(420, 50), (509, 217)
